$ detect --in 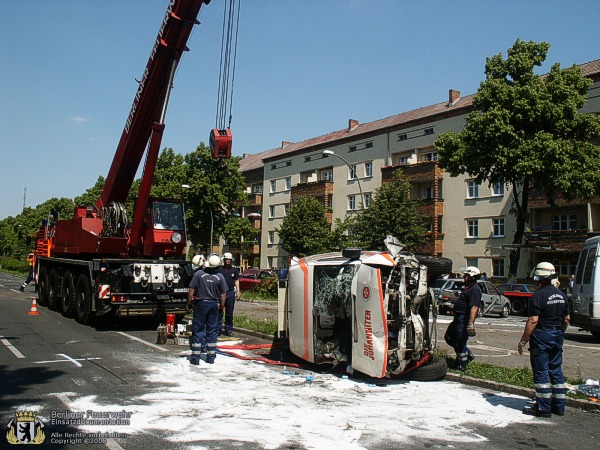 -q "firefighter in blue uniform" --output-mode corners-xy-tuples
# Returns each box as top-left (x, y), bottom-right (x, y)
(187, 254), (227, 365)
(444, 266), (481, 370)
(217, 252), (240, 337)
(519, 262), (570, 417)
